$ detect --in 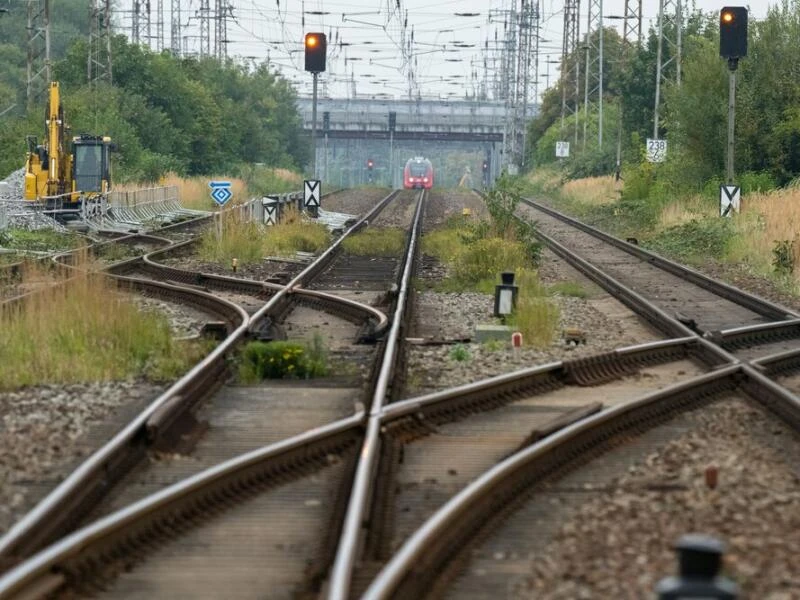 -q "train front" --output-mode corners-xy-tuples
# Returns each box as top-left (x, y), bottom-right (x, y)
(404, 158), (433, 189)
